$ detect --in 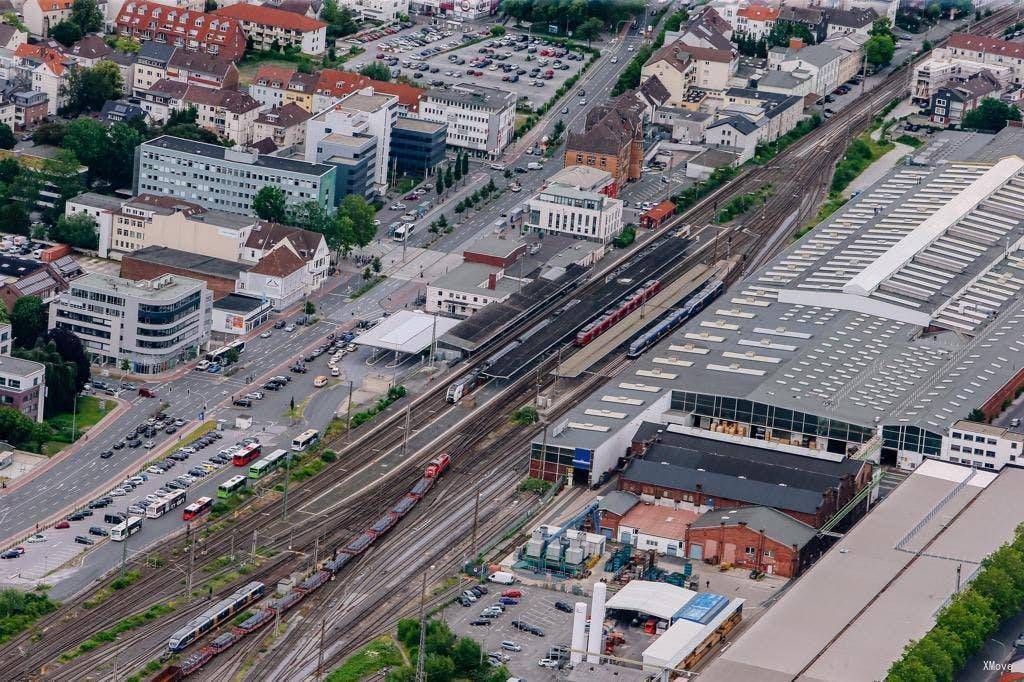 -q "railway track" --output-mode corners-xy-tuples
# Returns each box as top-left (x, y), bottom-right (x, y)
(3, 10), (1019, 679)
